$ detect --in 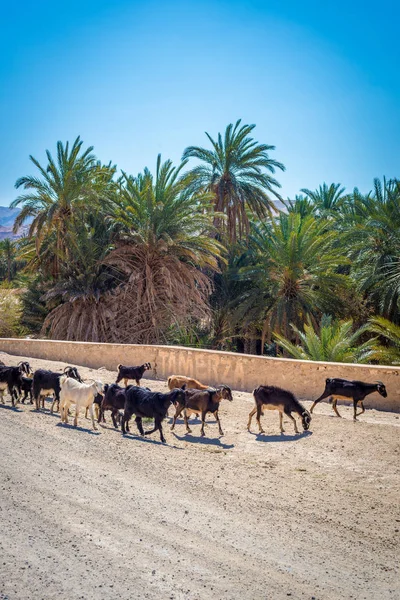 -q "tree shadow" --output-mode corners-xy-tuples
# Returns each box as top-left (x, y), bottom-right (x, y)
(0, 403), (22, 412)
(56, 422), (101, 436)
(172, 432), (234, 449)
(251, 430), (313, 443)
